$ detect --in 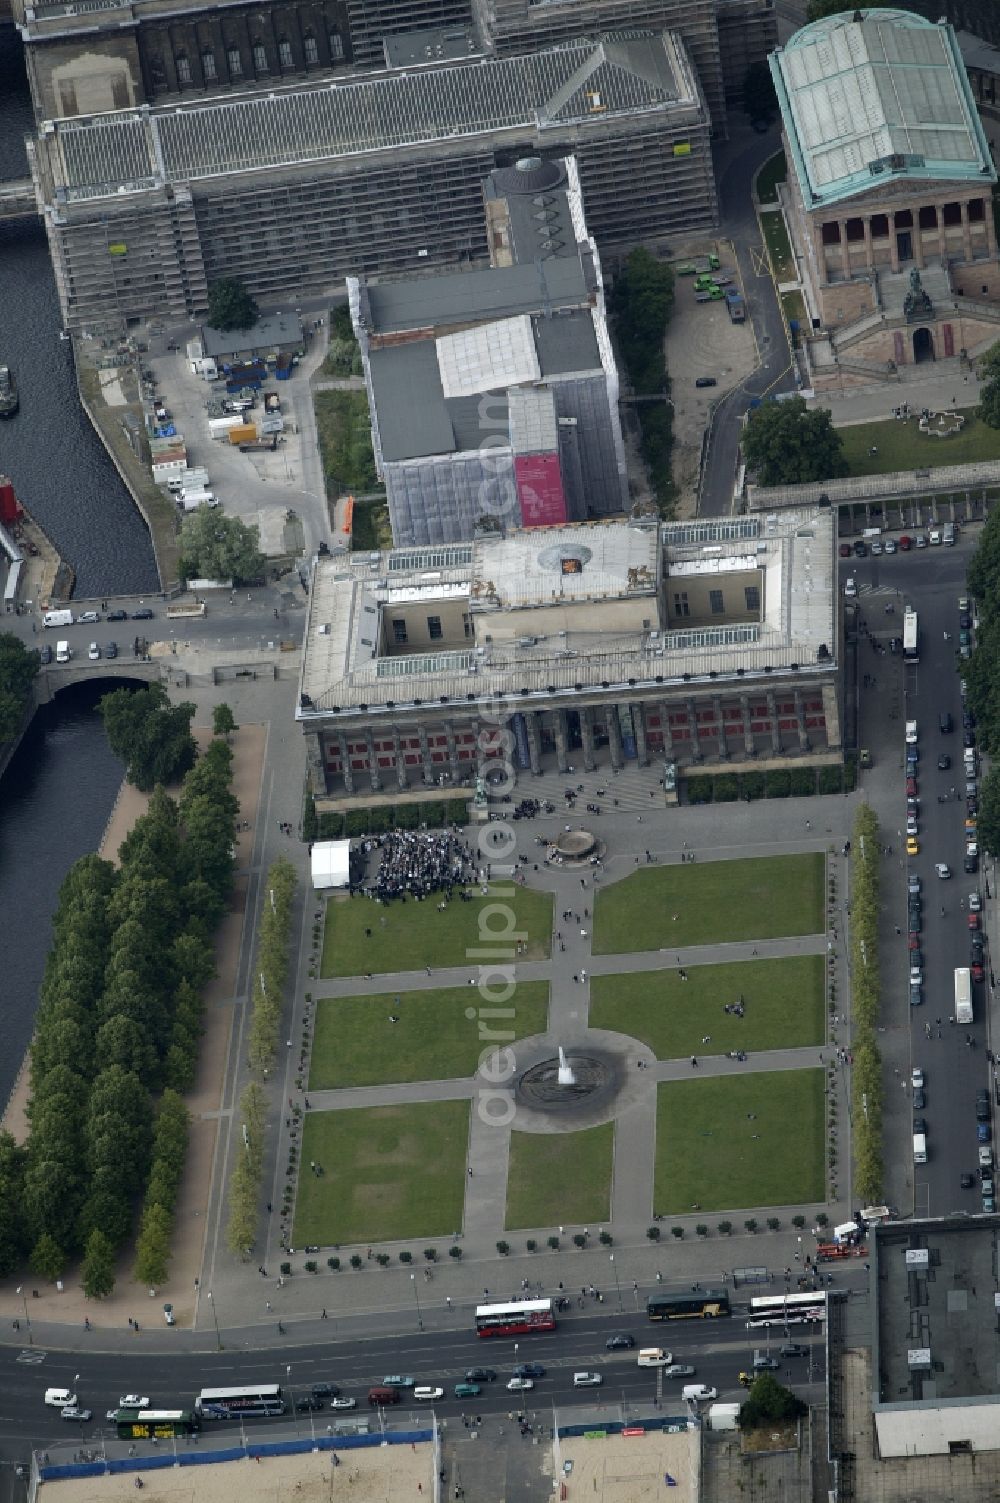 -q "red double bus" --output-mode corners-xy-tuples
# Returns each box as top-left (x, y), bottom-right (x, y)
(475, 1299), (556, 1338)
